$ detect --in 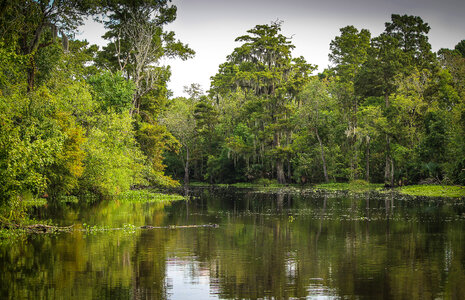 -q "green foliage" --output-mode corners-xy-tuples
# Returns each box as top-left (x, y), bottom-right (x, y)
(384, 14), (435, 69)
(418, 112), (446, 164)
(255, 178), (278, 186)
(159, 18), (465, 189)
(398, 185), (465, 198)
(0, 87), (67, 203)
(0, 41), (28, 90)
(329, 25), (372, 180)
(52, 80), (97, 122)
(455, 40), (465, 58)
(209, 21), (315, 184)
(35, 43), (63, 86)
(0, 0), (102, 91)
(80, 112), (146, 196)
(329, 25), (371, 81)
(0, 1), (193, 227)
(136, 121), (180, 187)
(117, 190), (184, 202)
(45, 111), (86, 197)
(1, 196), (28, 224)
(60, 40), (100, 79)
(450, 159), (465, 186)
(315, 180), (384, 192)
(88, 71), (135, 112)
(225, 123), (254, 160)
(97, 0), (194, 112)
